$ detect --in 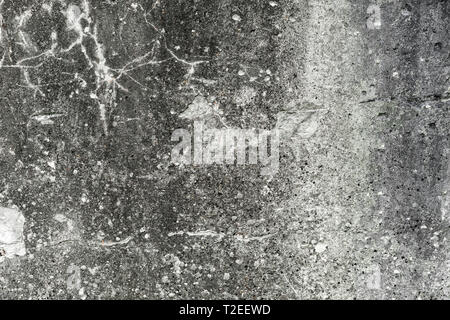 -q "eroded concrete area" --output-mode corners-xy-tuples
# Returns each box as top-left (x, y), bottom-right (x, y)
(0, 0), (448, 299)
